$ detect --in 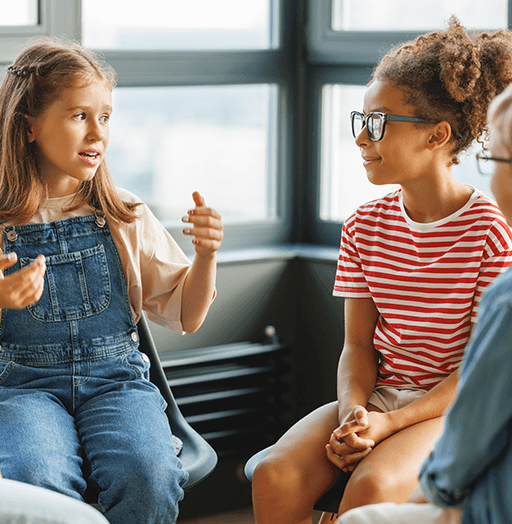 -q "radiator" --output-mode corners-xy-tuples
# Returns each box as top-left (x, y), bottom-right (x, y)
(159, 329), (292, 458)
